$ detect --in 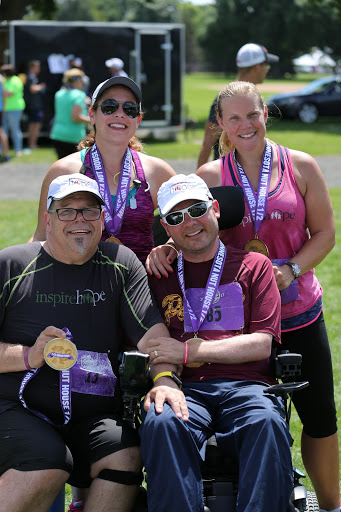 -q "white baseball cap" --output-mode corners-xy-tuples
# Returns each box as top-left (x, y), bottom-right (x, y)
(158, 174), (213, 217)
(47, 174), (105, 210)
(105, 57), (124, 70)
(91, 76), (142, 106)
(236, 43), (279, 68)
